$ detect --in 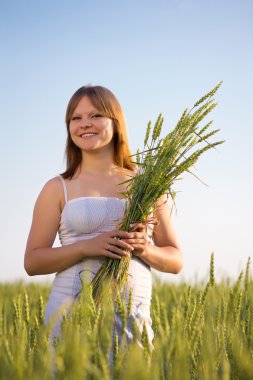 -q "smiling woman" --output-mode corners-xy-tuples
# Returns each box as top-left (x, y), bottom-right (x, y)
(23, 84), (182, 364)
